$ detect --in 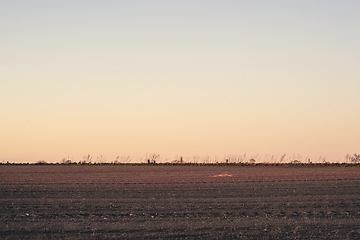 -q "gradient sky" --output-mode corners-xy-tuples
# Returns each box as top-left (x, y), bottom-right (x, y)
(1, 1), (359, 163)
